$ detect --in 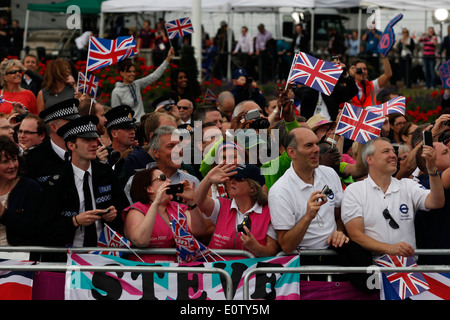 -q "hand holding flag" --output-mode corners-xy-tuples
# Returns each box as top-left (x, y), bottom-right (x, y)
(378, 13), (403, 56)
